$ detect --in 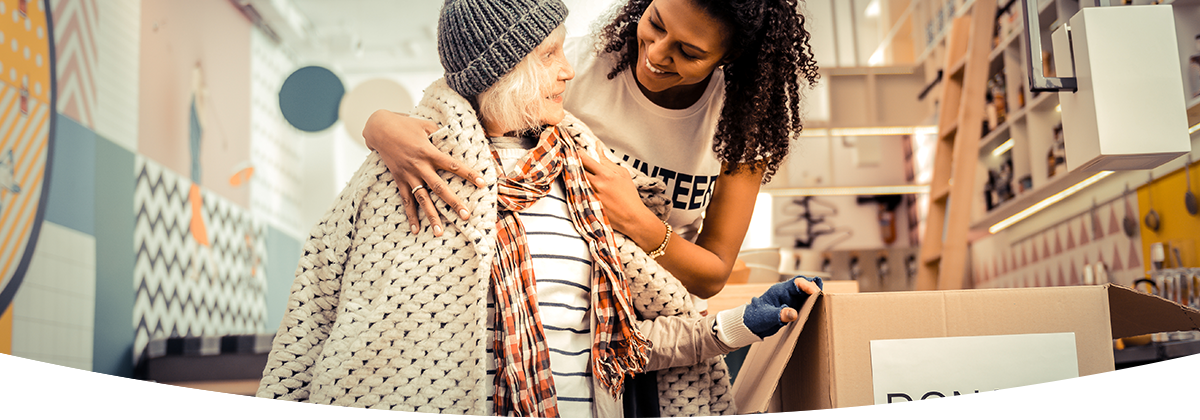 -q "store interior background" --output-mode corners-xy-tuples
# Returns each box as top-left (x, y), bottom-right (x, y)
(0, 0), (1197, 394)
